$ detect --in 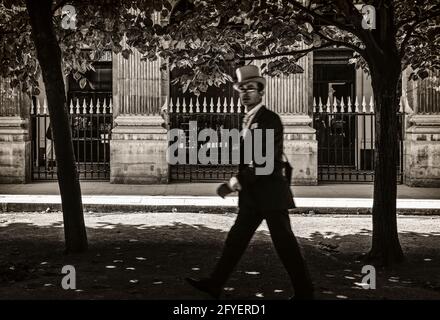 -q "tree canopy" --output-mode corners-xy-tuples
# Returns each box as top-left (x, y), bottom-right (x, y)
(1, 0), (438, 96)
(0, 0), (171, 95)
